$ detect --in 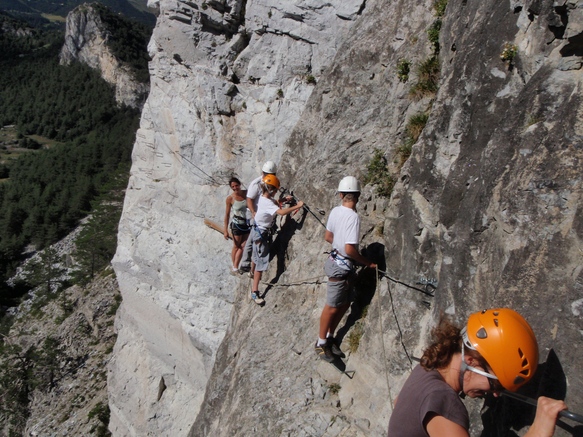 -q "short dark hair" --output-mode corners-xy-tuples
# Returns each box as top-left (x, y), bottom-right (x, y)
(341, 192), (360, 201)
(229, 177), (241, 186)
